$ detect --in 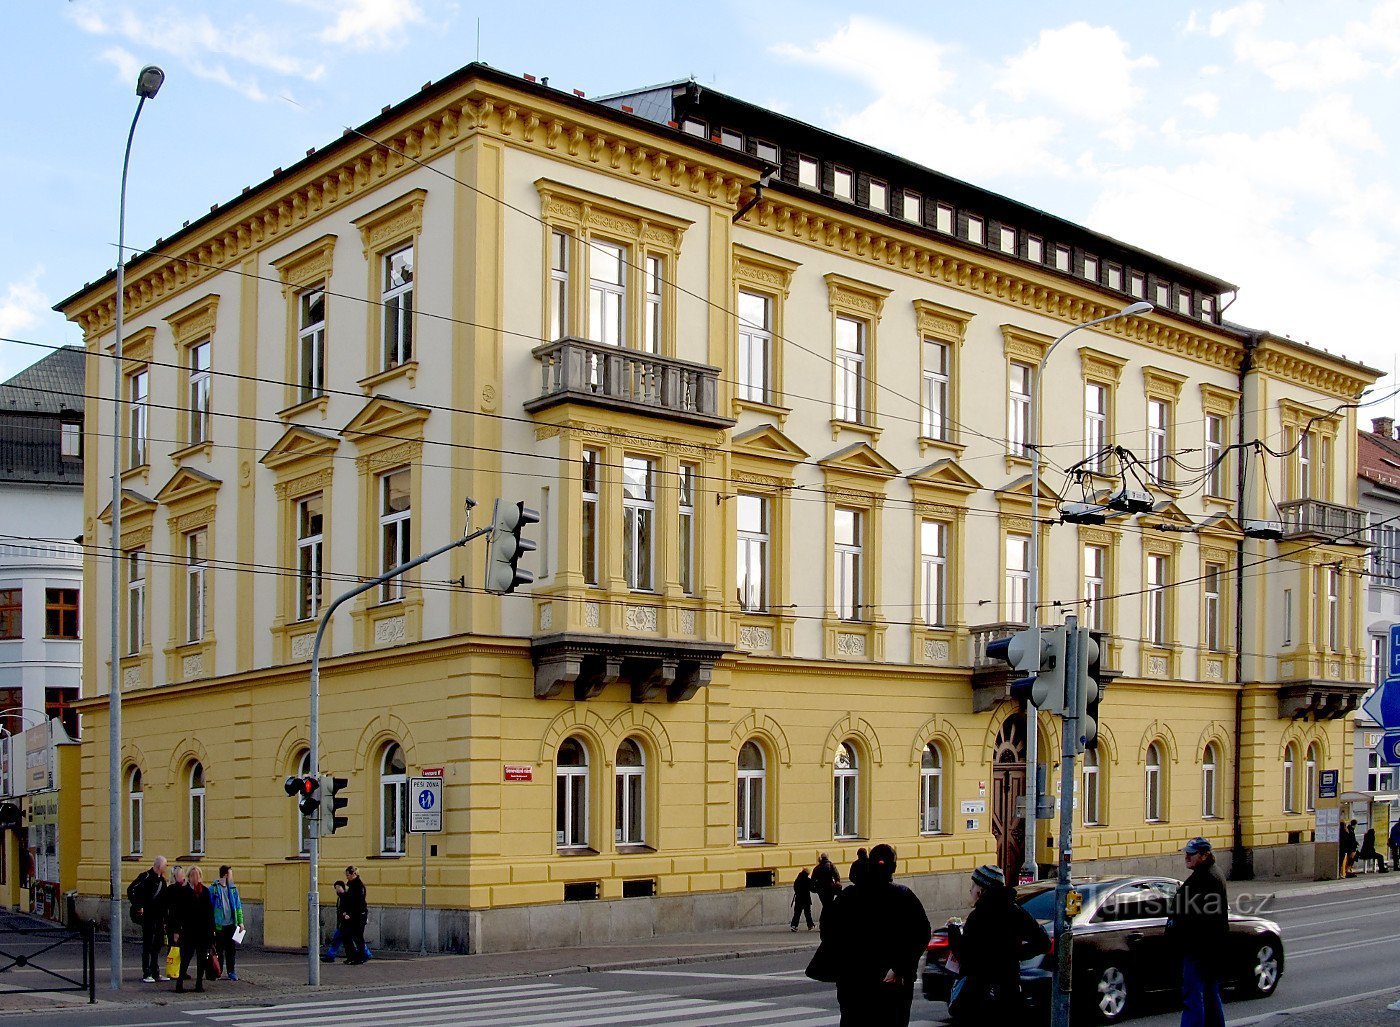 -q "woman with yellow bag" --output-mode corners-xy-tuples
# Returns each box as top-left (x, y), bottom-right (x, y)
(168, 866), (216, 993)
